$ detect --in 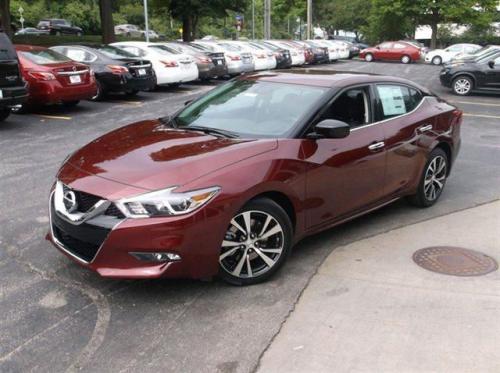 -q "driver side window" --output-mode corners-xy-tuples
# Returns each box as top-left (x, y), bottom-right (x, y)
(318, 86), (371, 128)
